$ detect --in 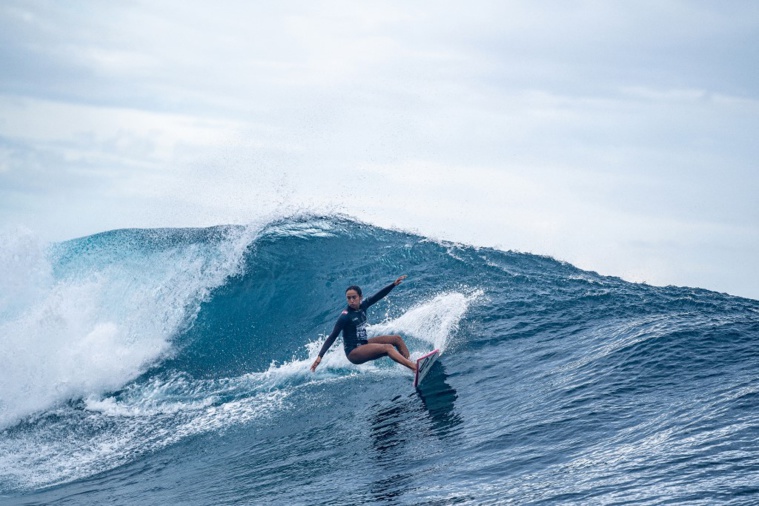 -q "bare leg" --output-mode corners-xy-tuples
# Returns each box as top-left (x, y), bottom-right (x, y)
(348, 338), (416, 371)
(367, 335), (411, 359)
